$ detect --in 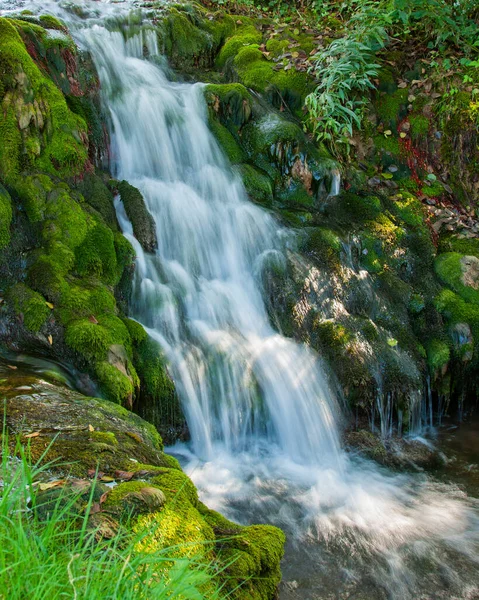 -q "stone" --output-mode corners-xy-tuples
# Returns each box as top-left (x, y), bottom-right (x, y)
(460, 255), (479, 289)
